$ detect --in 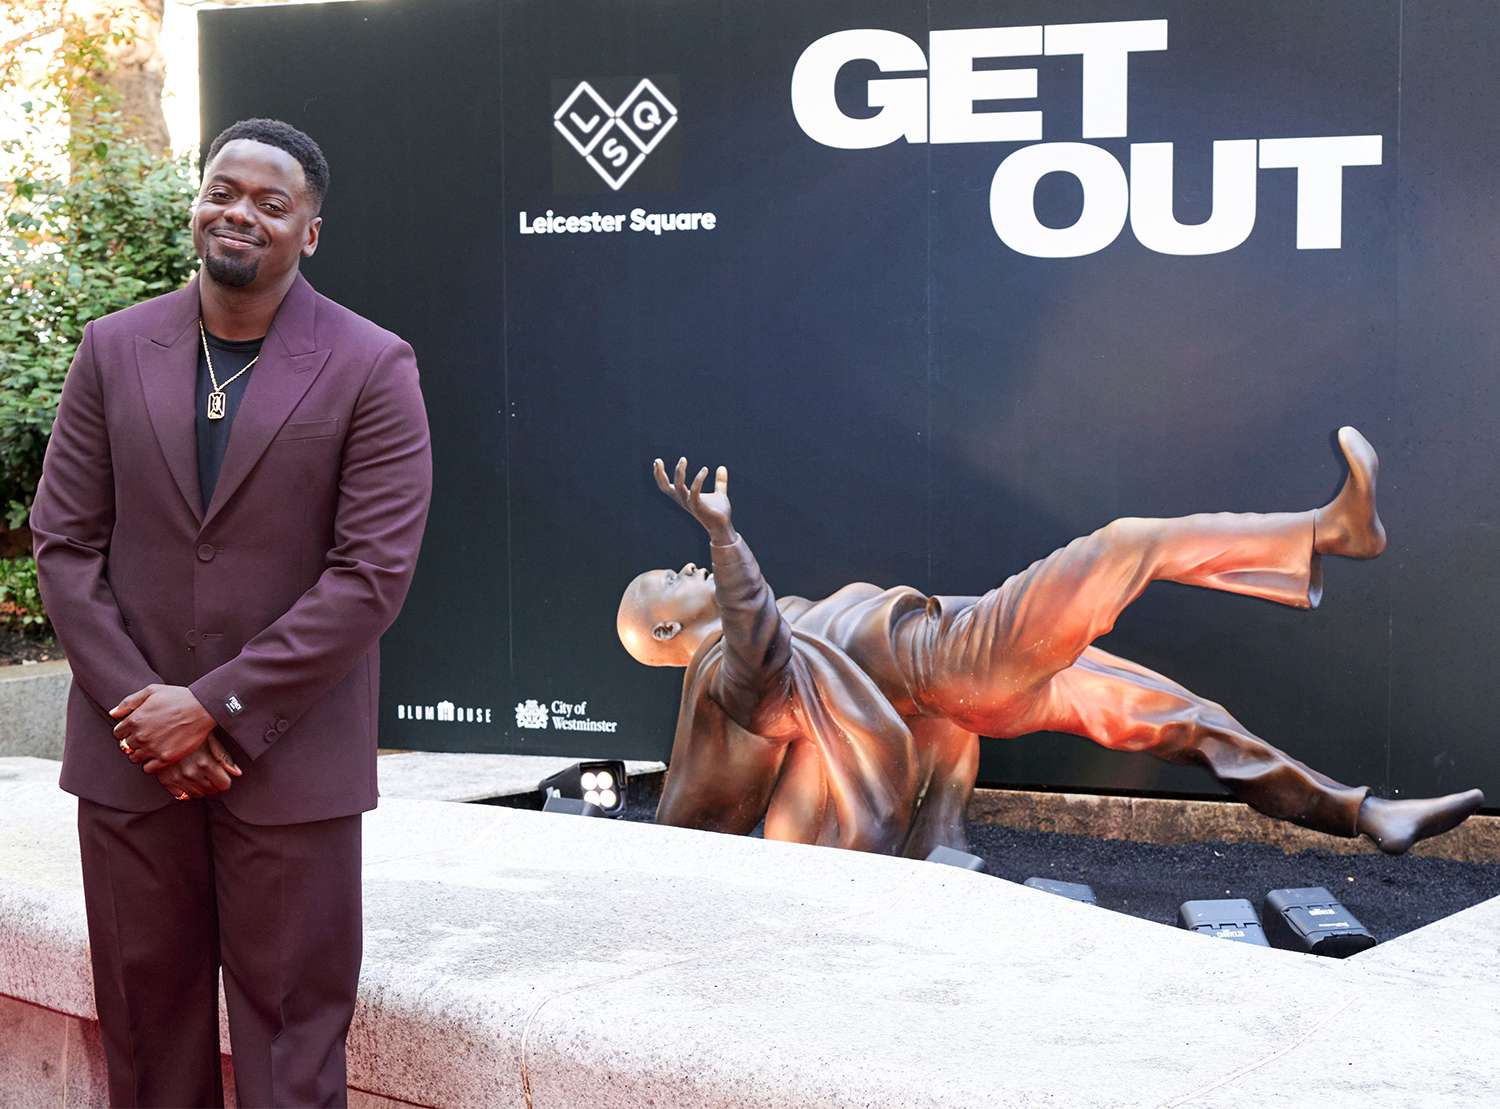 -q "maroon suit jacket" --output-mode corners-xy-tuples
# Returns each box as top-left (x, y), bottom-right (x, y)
(30, 274), (432, 824)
